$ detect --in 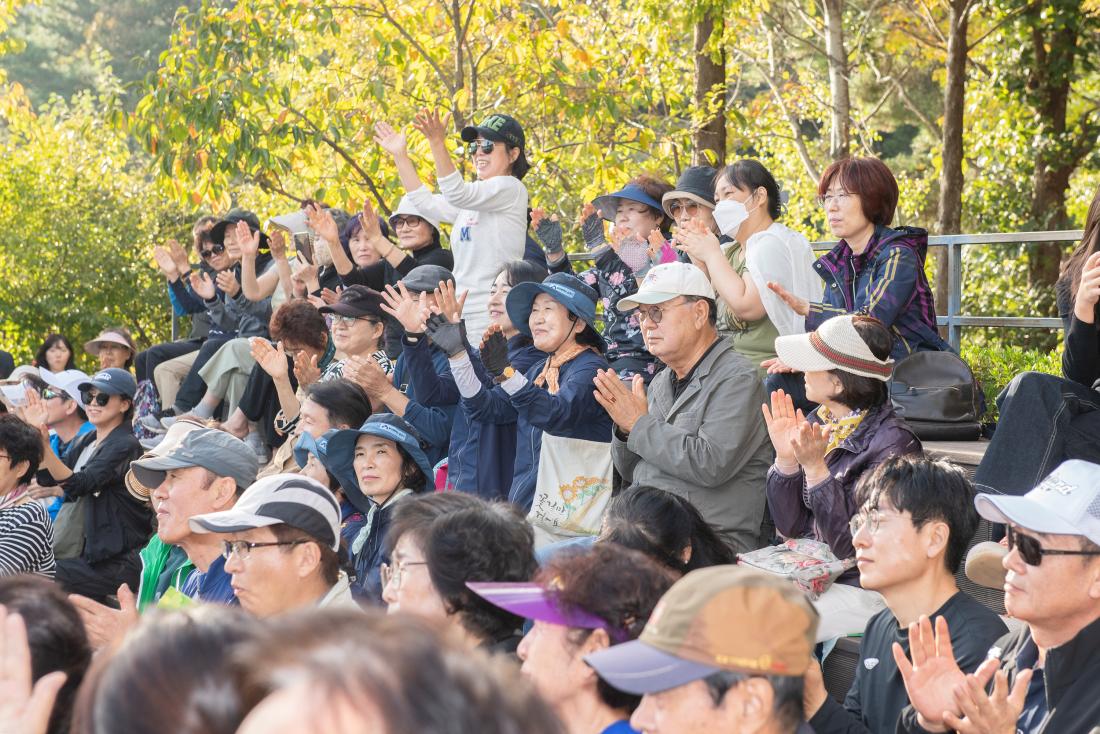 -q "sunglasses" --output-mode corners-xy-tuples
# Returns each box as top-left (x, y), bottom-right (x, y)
(199, 243), (227, 259)
(392, 215), (424, 229)
(40, 388), (66, 401)
(1007, 525), (1100, 567)
(465, 140), (496, 156)
(79, 390), (113, 407)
